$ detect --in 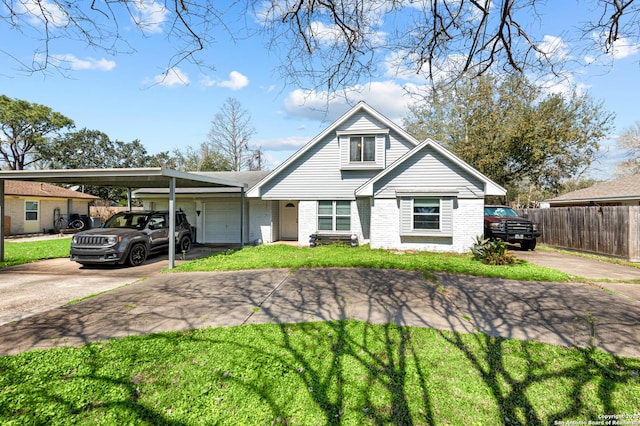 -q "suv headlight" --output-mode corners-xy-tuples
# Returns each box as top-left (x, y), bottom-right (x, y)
(532, 223), (539, 231)
(106, 236), (122, 245)
(489, 222), (504, 231)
